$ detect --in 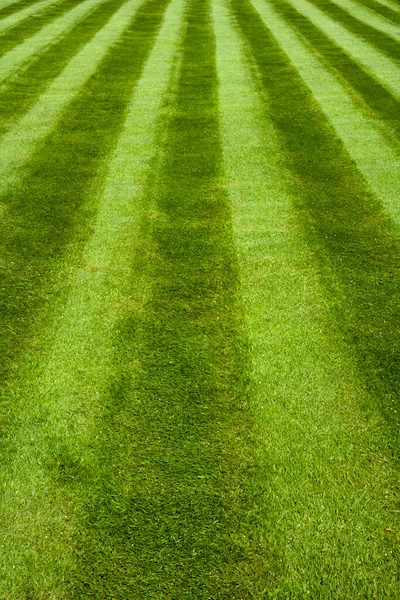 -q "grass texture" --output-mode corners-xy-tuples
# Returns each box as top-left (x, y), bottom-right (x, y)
(0, 0), (399, 597)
